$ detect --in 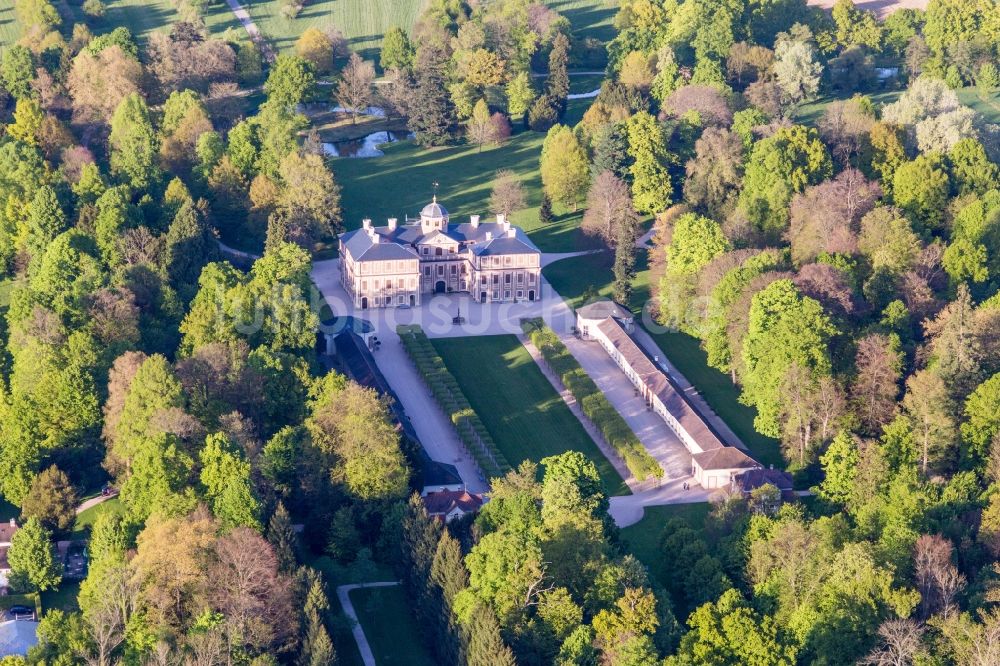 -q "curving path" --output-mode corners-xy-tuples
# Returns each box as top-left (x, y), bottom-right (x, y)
(75, 491), (117, 515)
(336, 582), (401, 666)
